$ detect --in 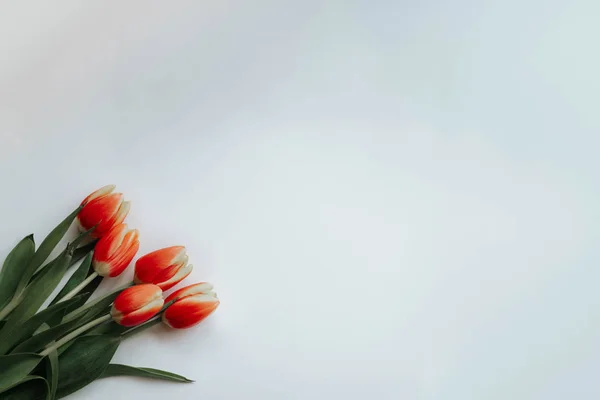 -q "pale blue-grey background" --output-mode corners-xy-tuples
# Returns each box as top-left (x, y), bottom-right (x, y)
(1, 1), (599, 399)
